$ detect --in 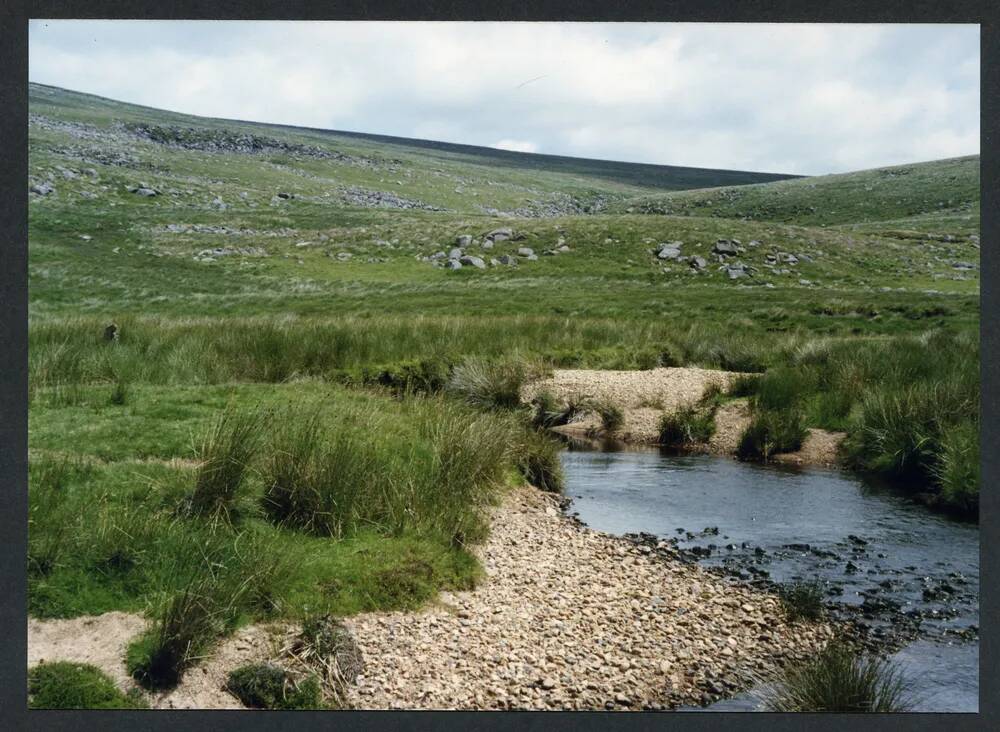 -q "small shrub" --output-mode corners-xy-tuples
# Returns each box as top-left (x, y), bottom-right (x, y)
(779, 581), (826, 622)
(28, 662), (147, 709)
(446, 357), (528, 410)
(761, 642), (913, 712)
(737, 408), (806, 461)
(188, 406), (265, 521)
(513, 427), (565, 492)
(226, 663), (324, 710)
(659, 405), (716, 446)
(592, 397), (624, 433)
